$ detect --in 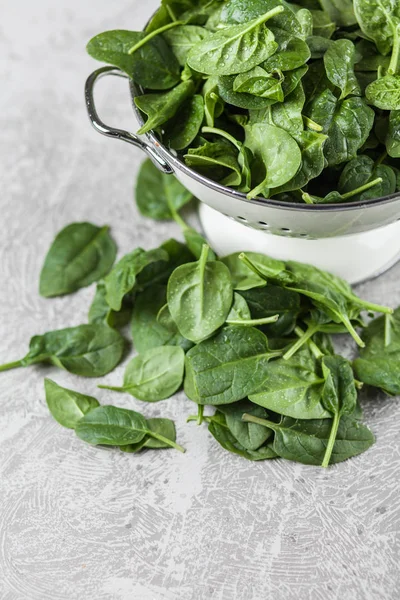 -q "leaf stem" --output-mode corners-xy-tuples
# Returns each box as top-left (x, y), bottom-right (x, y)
(321, 412), (340, 468)
(146, 430), (186, 453)
(238, 253), (267, 281)
(0, 360), (23, 372)
(226, 314), (279, 326)
(341, 177), (382, 200)
(128, 21), (183, 55)
(303, 116), (323, 132)
(242, 413), (277, 430)
(384, 313), (393, 347)
(358, 299), (393, 315)
(98, 384), (124, 392)
(197, 404), (204, 425)
(283, 324), (319, 360)
(388, 23), (400, 75)
(302, 192), (314, 204)
(341, 315), (365, 347)
(201, 126), (241, 151)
